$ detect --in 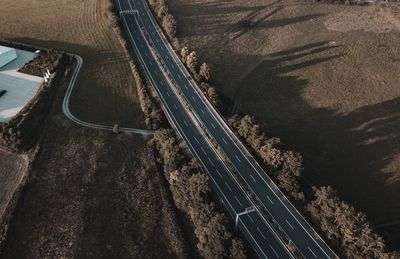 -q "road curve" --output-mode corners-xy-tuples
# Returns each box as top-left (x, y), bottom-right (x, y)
(116, 1), (295, 258)
(130, 0), (338, 258)
(62, 54), (154, 135)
